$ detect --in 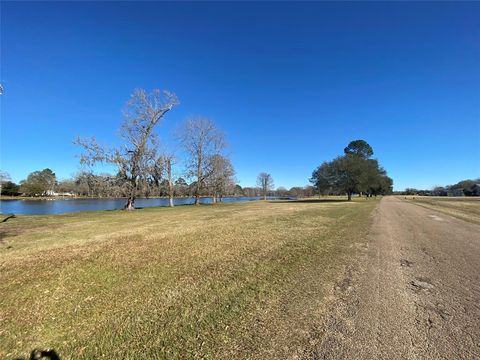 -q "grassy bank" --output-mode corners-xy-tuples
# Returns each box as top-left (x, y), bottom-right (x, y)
(403, 196), (480, 225)
(1, 198), (378, 359)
